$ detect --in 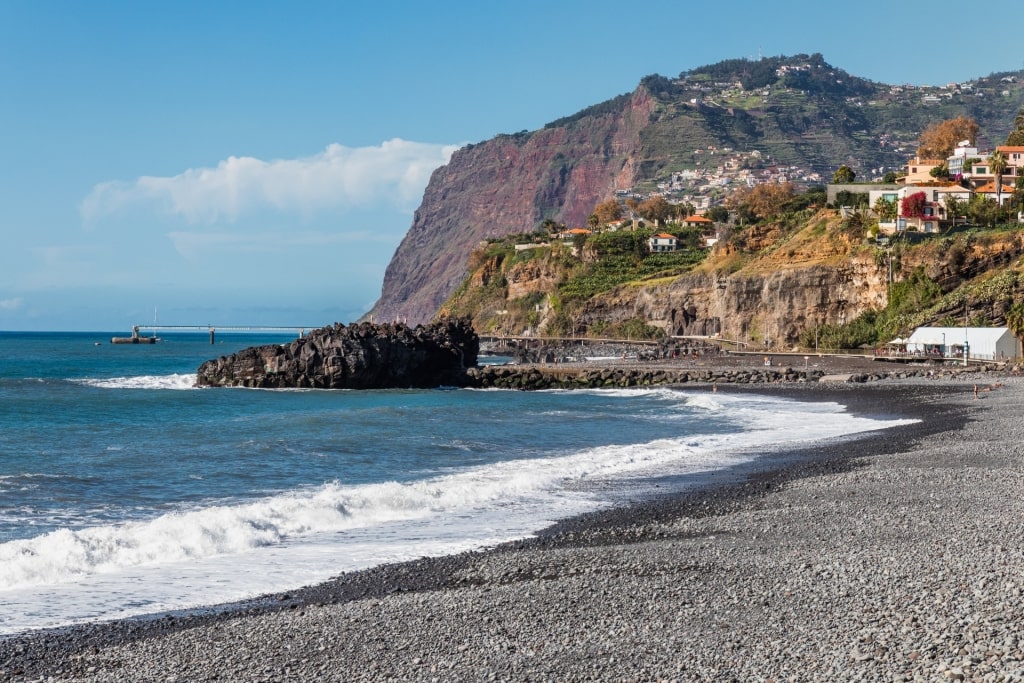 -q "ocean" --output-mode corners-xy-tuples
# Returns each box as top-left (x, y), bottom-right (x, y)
(0, 331), (915, 635)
